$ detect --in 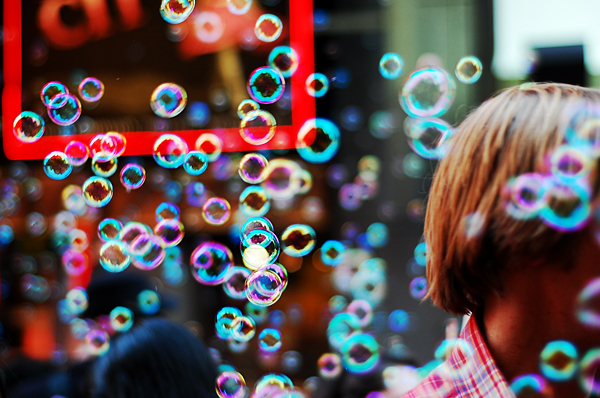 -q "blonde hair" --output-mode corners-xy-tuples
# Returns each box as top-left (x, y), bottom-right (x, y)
(425, 83), (600, 315)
